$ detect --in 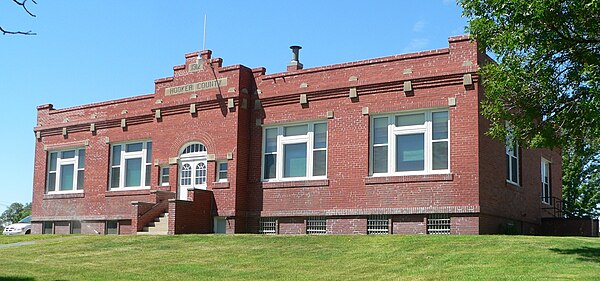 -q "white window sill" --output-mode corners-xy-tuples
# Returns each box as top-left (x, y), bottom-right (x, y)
(44, 192), (85, 200)
(365, 173), (454, 184)
(46, 190), (84, 195)
(505, 180), (521, 187)
(262, 179), (329, 189)
(109, 186), (151, 191)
